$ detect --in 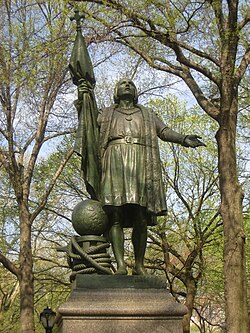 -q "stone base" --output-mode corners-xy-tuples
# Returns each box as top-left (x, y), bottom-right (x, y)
(57, 275), (187, 333)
